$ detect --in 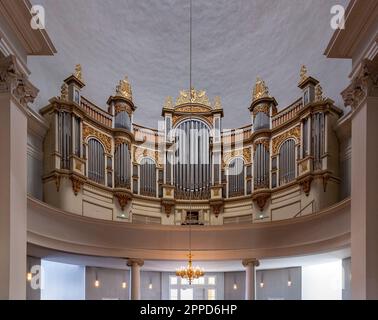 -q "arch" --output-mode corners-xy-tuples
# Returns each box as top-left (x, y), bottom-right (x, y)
(173, 116), (212, 131)
(227, 157), (245, 198)
(87, 138), (105, 185)
(279, 139), (296, 185)
(173, 118), (211, 199)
